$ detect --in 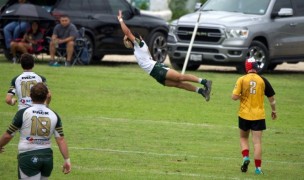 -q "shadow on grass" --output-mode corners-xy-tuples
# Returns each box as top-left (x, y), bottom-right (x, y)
(1, 55), (303, 75)
(197, 68), (304, 75)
